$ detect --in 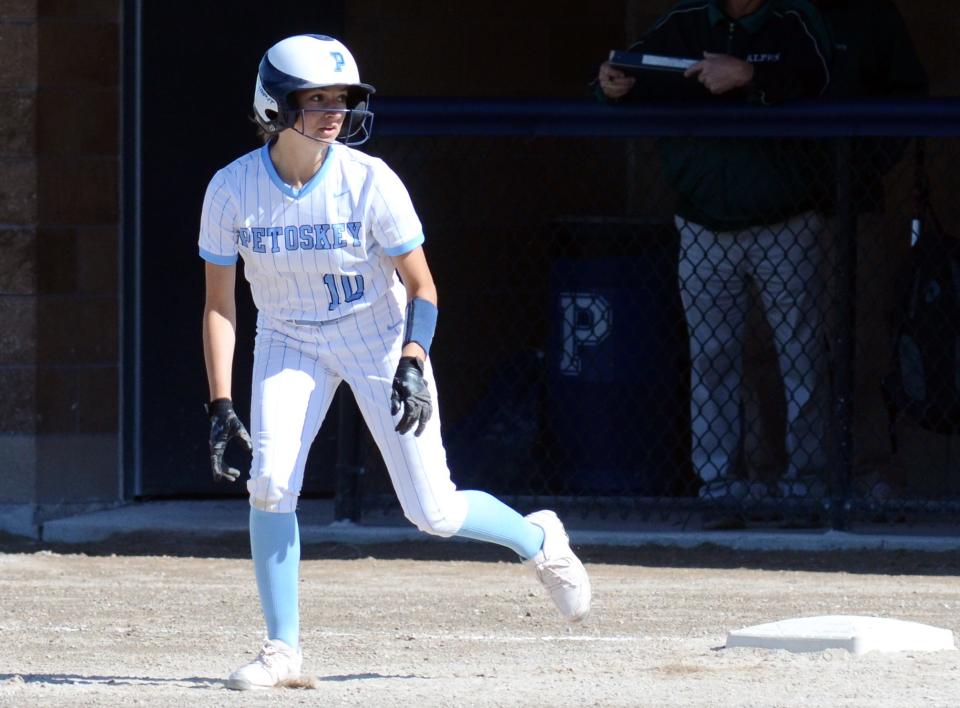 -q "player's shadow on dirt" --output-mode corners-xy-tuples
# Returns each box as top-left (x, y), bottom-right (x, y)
(1, 672), (427, 690)
(0, 673), (222, 688)
(319, 672), (419, 681)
